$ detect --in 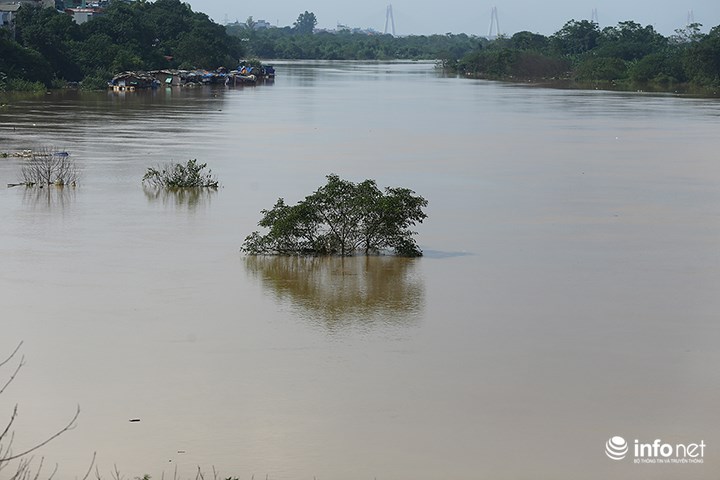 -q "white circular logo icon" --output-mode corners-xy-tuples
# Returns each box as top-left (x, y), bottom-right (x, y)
(606, 436), (628, 460)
